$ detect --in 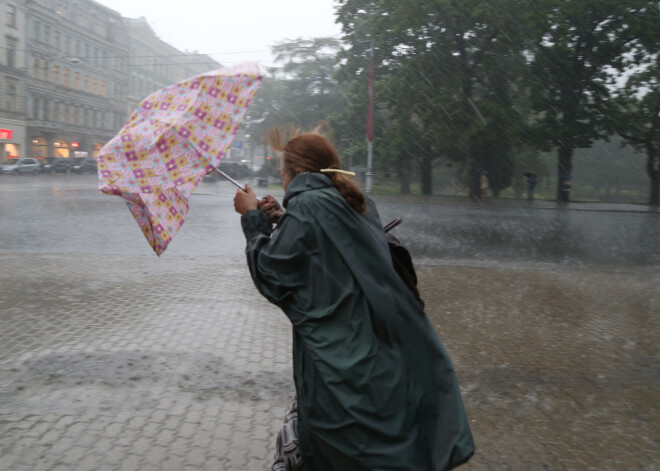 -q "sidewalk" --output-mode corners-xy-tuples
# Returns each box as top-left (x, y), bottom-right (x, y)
(0, 254), (293, 471)
(1, 252), (658, 470)
(371, 193), (660, 213)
